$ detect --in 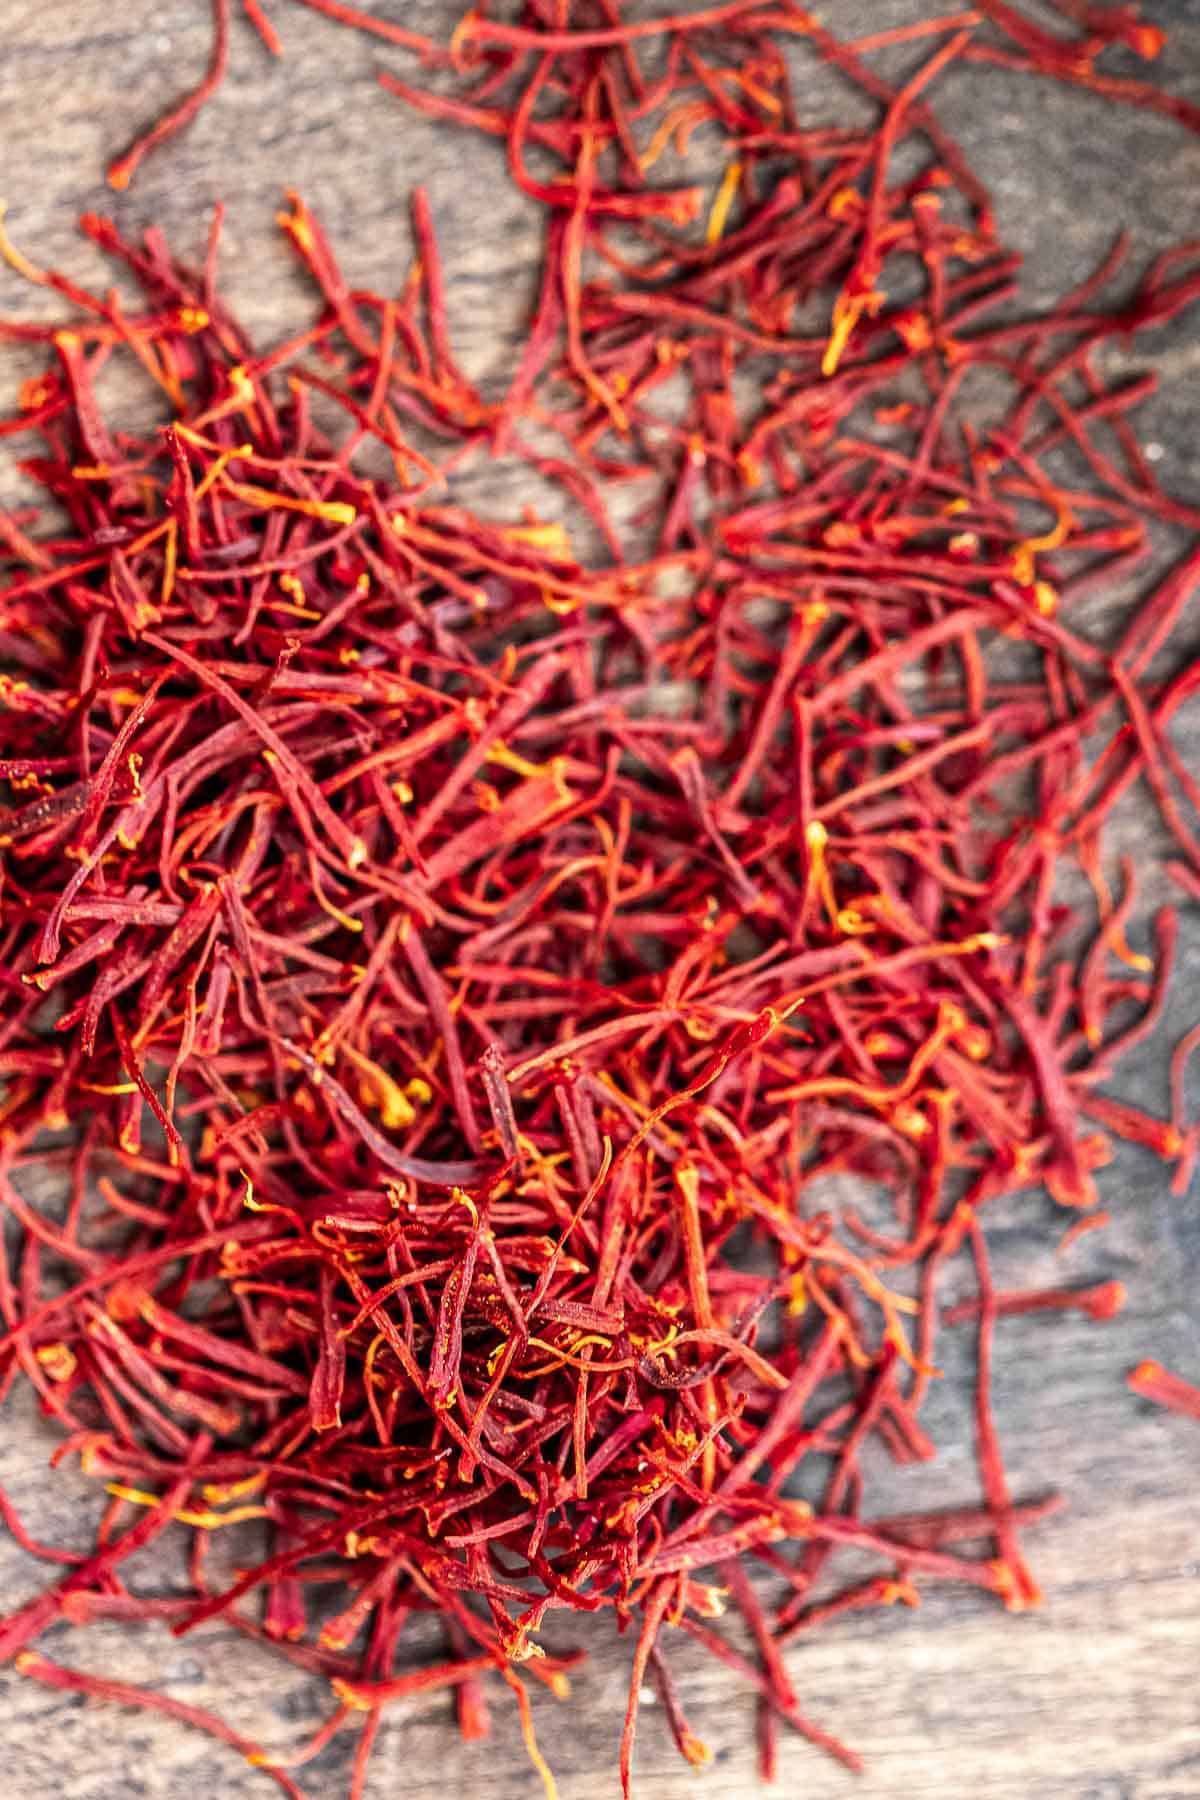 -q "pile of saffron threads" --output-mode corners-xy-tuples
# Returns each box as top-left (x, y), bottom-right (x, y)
(0, 4), (1198, 1797)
